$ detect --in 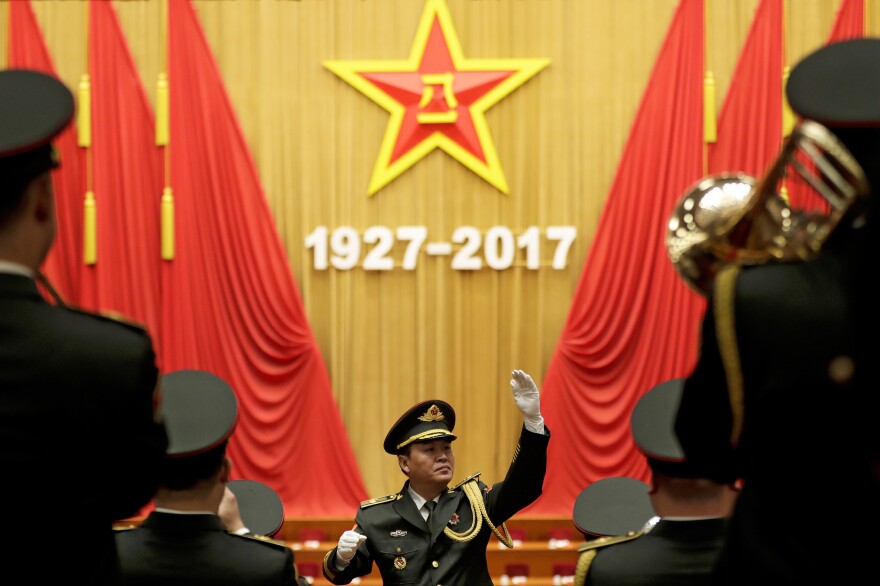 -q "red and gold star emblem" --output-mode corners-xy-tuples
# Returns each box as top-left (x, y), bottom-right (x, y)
(324, 0), (549, 195)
